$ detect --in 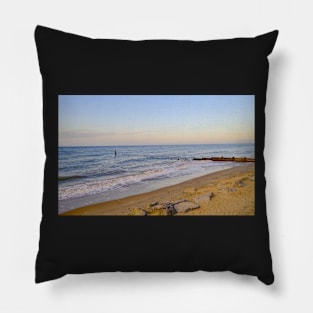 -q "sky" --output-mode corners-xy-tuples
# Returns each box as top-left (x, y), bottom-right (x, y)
(59, 95), (254, 146)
